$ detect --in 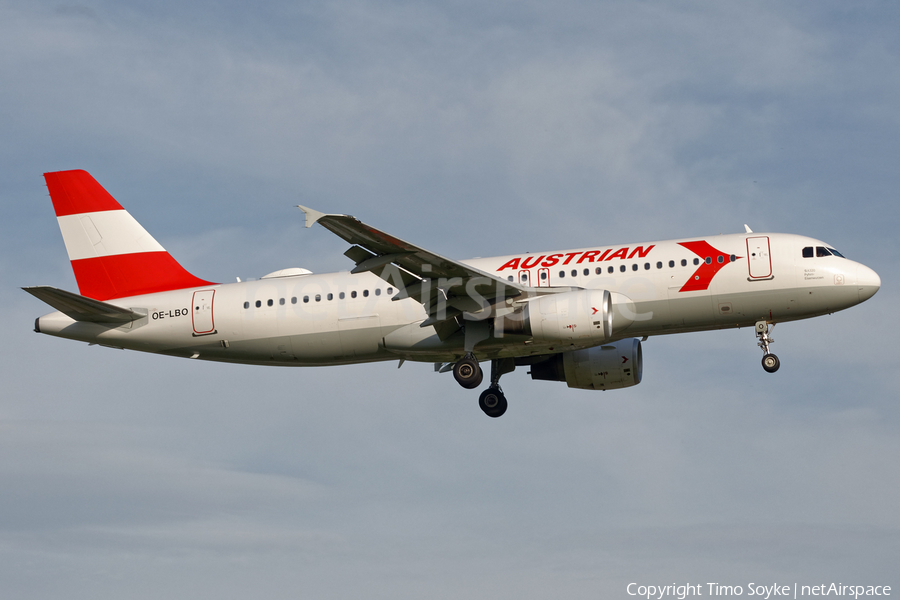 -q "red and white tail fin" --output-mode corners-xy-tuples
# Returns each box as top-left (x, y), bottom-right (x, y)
(44, 170), (214, 301)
